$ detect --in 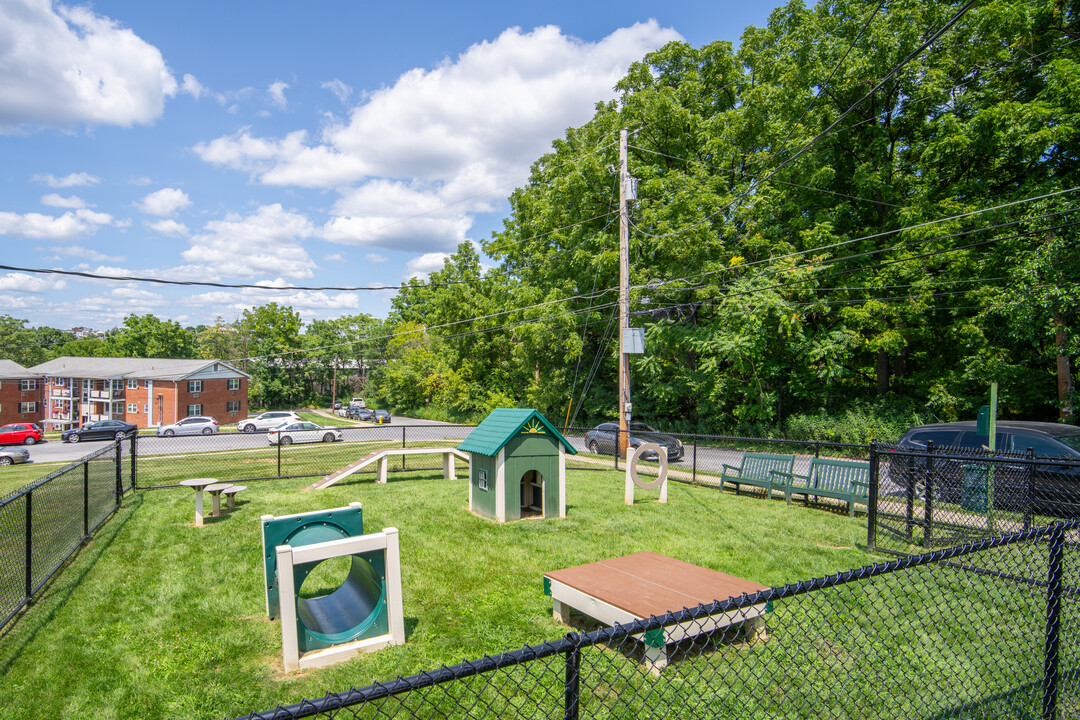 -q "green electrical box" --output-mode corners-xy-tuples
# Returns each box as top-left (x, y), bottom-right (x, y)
(976, 405), (990, 437)
(961, 464), (989, 513)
